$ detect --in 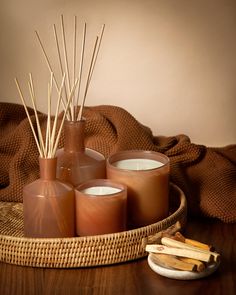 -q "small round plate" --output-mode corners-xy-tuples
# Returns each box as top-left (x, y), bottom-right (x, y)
(147, 253), (220, 280)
